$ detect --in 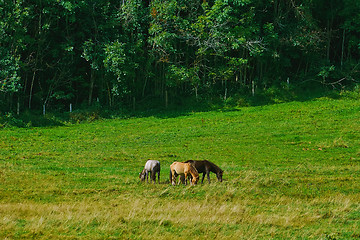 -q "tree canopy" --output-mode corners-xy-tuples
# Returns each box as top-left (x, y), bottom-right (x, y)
(1, 0), (359, 112)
